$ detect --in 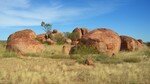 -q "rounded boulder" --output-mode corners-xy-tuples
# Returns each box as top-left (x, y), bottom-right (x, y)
(6, 29), (45, 55)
